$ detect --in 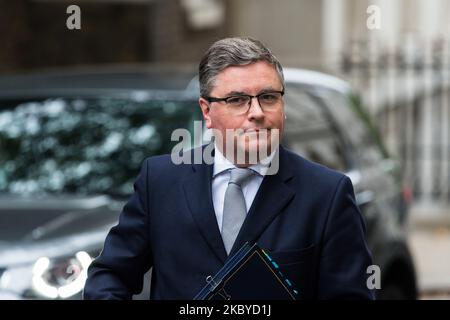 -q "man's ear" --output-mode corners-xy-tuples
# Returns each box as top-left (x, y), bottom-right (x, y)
(199, 97), (213, 129)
